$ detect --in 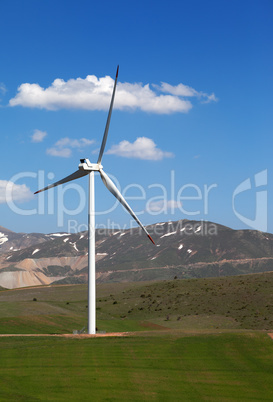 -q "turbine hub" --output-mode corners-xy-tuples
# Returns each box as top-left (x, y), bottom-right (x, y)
(78, 159), (102, 171)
